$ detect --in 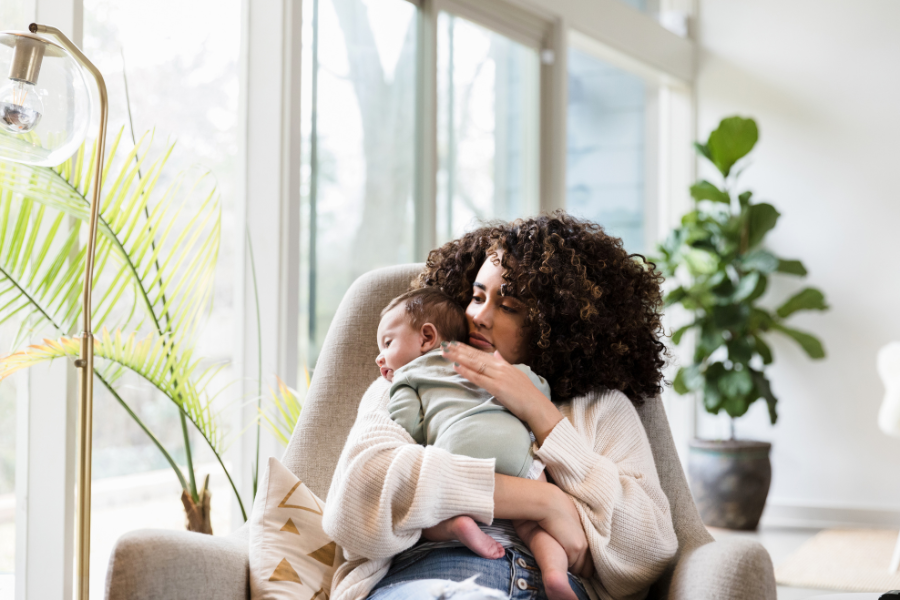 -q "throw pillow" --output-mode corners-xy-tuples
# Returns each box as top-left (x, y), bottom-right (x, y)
(250, 457), (343, 600)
